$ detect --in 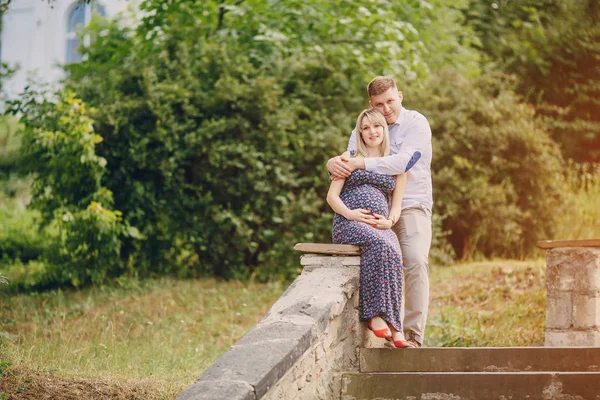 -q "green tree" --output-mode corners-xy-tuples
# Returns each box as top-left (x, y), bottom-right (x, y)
(9, 91), (135, 288)
(412, 70), (565, 259)
(8, 0), (571, 285)
(53, 0), (478, 279)
(464, 0), (600, 162)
